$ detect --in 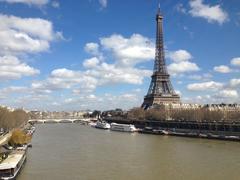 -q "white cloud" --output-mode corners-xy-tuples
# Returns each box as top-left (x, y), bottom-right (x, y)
(183, 79), (239, 104)
(30, 34), (153, 95)
(167, 49), (200, 75)
(176, 3), (187, 14)
(0, 86), (28, 95)
(189, 75), (202, 80)
(189, 0), (228, 24)
(83, 57), (100, 69)
(231, 57), (240, 67)
(217, 89), (238, 98)
(64, 98), (73, 103)
(72, 89), (81, 95)
(87, 94), (96, 99)
(51, 68), (78, 79)
(187, 81), (223, 91)
(0, 0), (49, 6)
(14, 94), (51, 108)
(0, 56), (39, 80)
(84, 42), (100, 56)
(183, 92), (239, 104)
(55, 31), (66, 41)
(32, 91), (142, 111)
(76, 34), (153, 89)
(0, 14), (59, 55)
(230, 78), (240, 87)
(86, 62), (151, 85)
(168, 61), (200, 75)
(51, 102), (60, 106)
(168, 49), (192, 62)
(63, 92), (141, 111)
(30, 68), (98, 93)
(100, 34), (155, 66)
(51, 1), (59, 8)
(99, 0), (107, 8)
(48, 68), (97, 90)
(213, 65), (232, 73)
(175, 90), (182, 96)
(188, 73), (212, 81)
(182, 94), (212, 104)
